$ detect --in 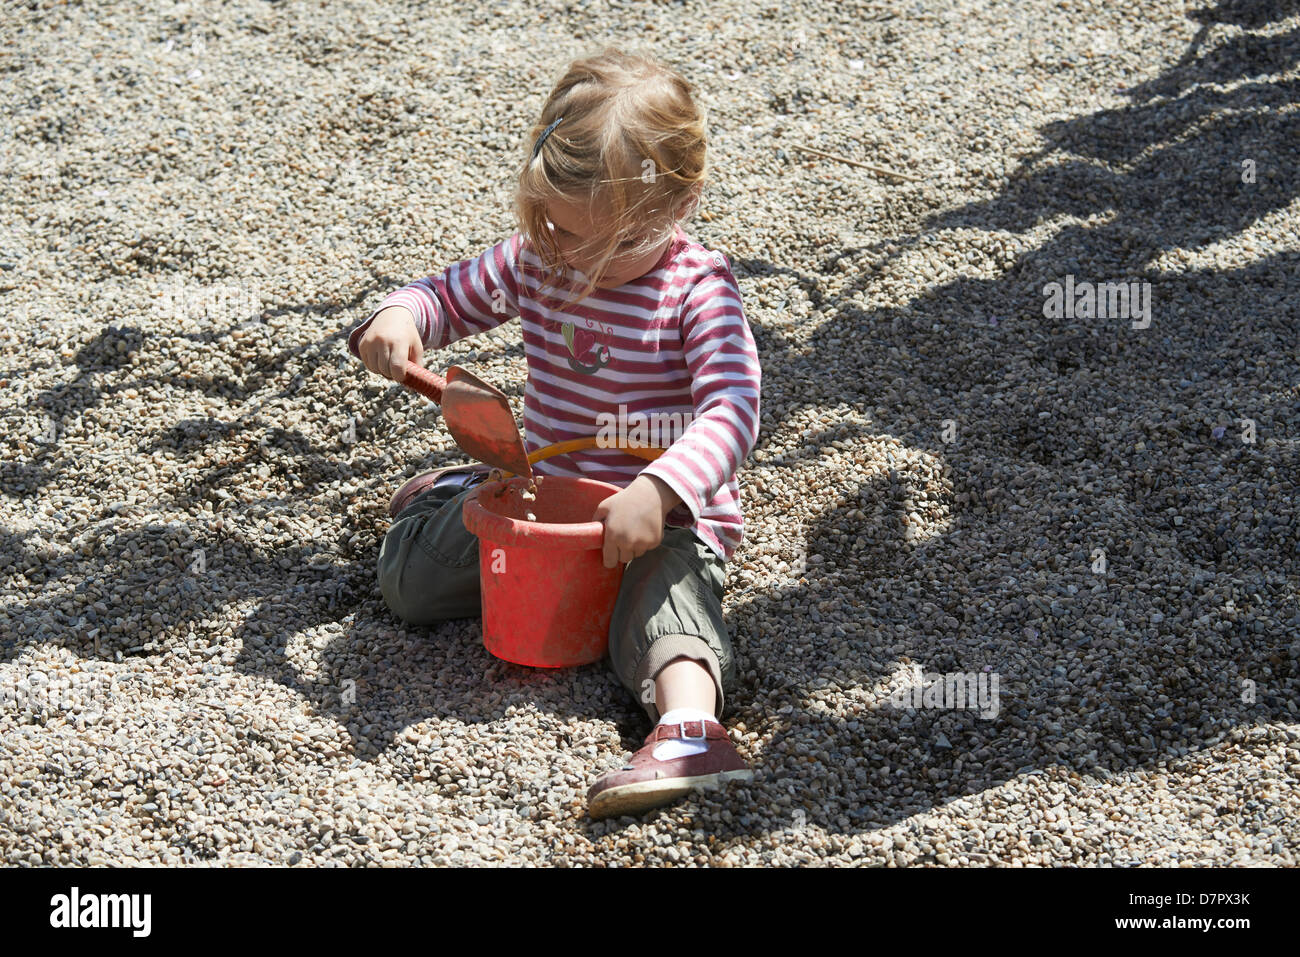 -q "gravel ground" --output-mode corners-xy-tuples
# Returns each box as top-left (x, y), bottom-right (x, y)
(1, 0), (1297, 866)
